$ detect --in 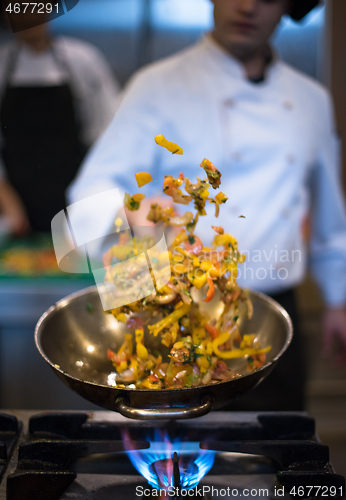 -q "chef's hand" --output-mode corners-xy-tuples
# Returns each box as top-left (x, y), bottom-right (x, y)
(0, 179), (31, 236)
(322, 307), (346, 364)
(123, 196), (180, 245)
(124, 196), (174, 227)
